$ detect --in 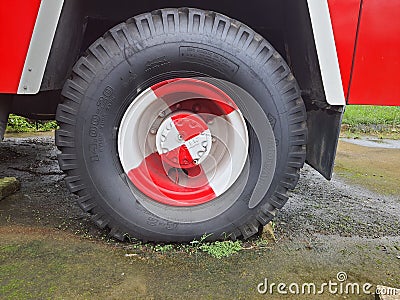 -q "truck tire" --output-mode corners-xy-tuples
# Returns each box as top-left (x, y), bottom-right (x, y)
(56, 8), (307, 242)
